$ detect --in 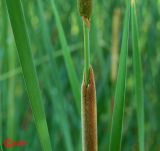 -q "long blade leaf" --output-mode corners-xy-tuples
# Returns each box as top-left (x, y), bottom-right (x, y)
(109, 1), (130, 151)
(50, 0), (81, 113)
(5, 0), (52, 150)
(35, 0), (74, 149)
(131, 0), (144, 150)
